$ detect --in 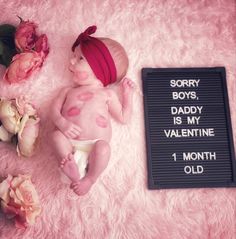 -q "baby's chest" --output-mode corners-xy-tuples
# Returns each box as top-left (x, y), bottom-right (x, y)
(62, 89), (108, 116)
